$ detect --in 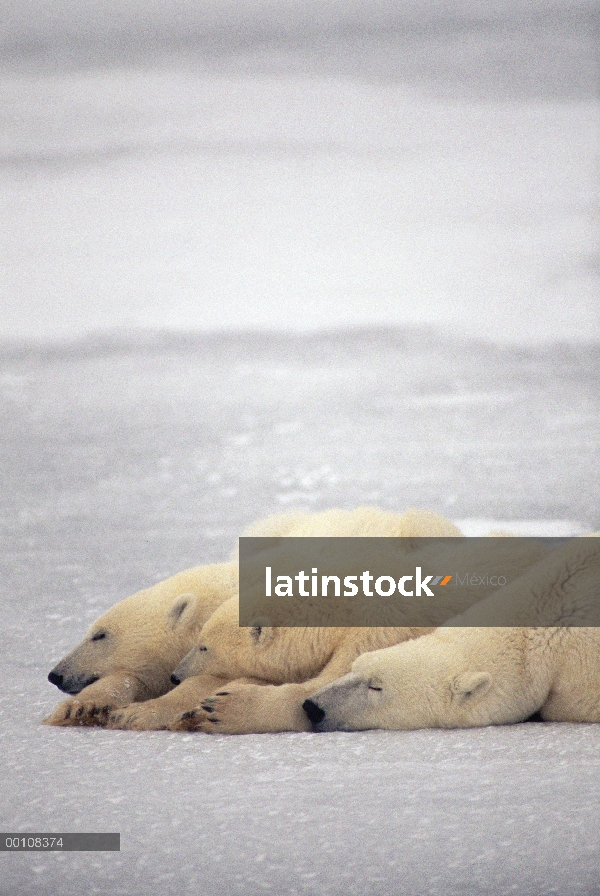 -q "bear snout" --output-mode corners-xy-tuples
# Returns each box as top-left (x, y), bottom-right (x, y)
(48, 670), (64, 690)
(170, 673), (181, 686)
(48, 669), (99, 694)
(302, 698), (326, 729)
